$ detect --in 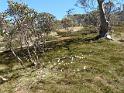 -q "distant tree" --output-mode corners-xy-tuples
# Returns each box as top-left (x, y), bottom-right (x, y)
(72, 14), (84, 26)
(36, 12), (56, 34)
(72, 12), (98, 26)
(61, 18), (72, 30)
(54, 20), (62, 29)
(87, 10), (99, 26)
